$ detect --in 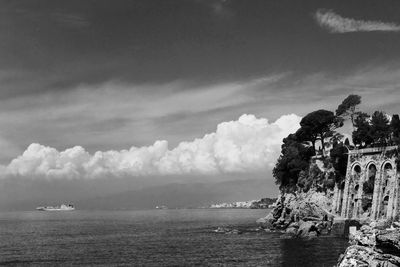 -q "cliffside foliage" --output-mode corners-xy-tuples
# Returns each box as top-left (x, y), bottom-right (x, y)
(336, 94), (361, 128)
(329, 142), (348, 184)
(274, 97), (348, 190)
(391, 114), (400, 145)
(298, 109), (341, 153)
(353, 111), (400, 148)
(352, 112), (374, 147)
(273, 94), (400, 192)
(273, 133), (314, 191)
